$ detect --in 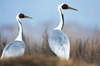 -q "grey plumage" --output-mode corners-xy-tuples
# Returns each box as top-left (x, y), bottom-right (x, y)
(1, 41), (25, 59)
(48, 30), (70, 60)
